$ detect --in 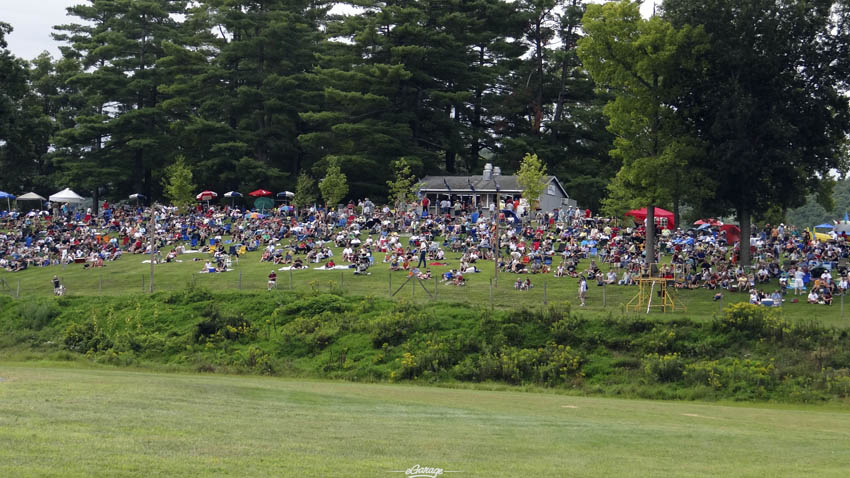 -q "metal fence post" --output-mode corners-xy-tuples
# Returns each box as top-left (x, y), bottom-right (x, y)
(489, 278), (494, 310)
(603, 283), (607, 307)
(434, 275), (438, 300)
